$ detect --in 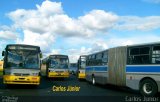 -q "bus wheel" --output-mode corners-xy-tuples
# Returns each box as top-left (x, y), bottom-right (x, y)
(140, 79), (158, 96)
(92, 76), (96, 85)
